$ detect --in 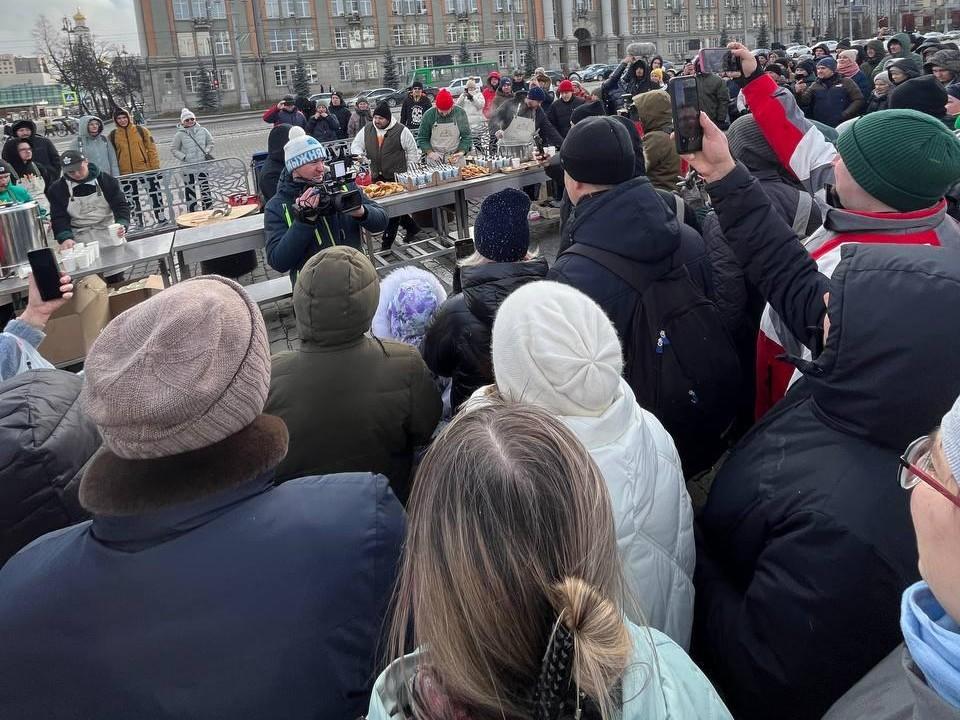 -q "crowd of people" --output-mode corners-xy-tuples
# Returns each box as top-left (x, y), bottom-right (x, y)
(3, 32), (960, 720)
